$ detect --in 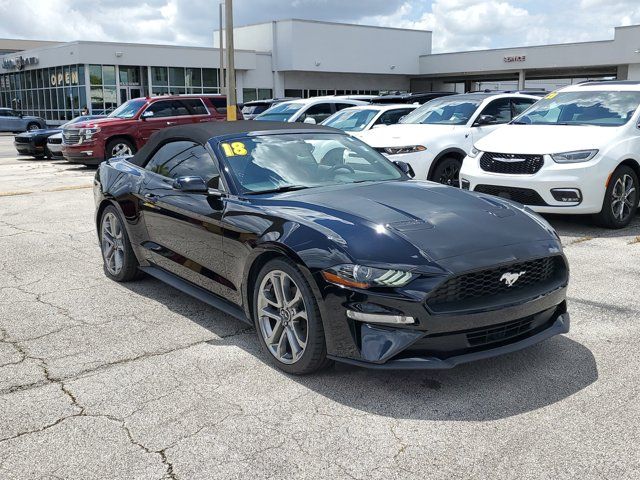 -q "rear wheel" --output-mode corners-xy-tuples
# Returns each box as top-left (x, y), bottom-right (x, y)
(99, 205), (141, 281)
(253, 258), (332, 374)
(26, 122), (40, 131)
(105, 138), (136, 160)
(593, 166), (639, 229)
(432, 157), (461, 186)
